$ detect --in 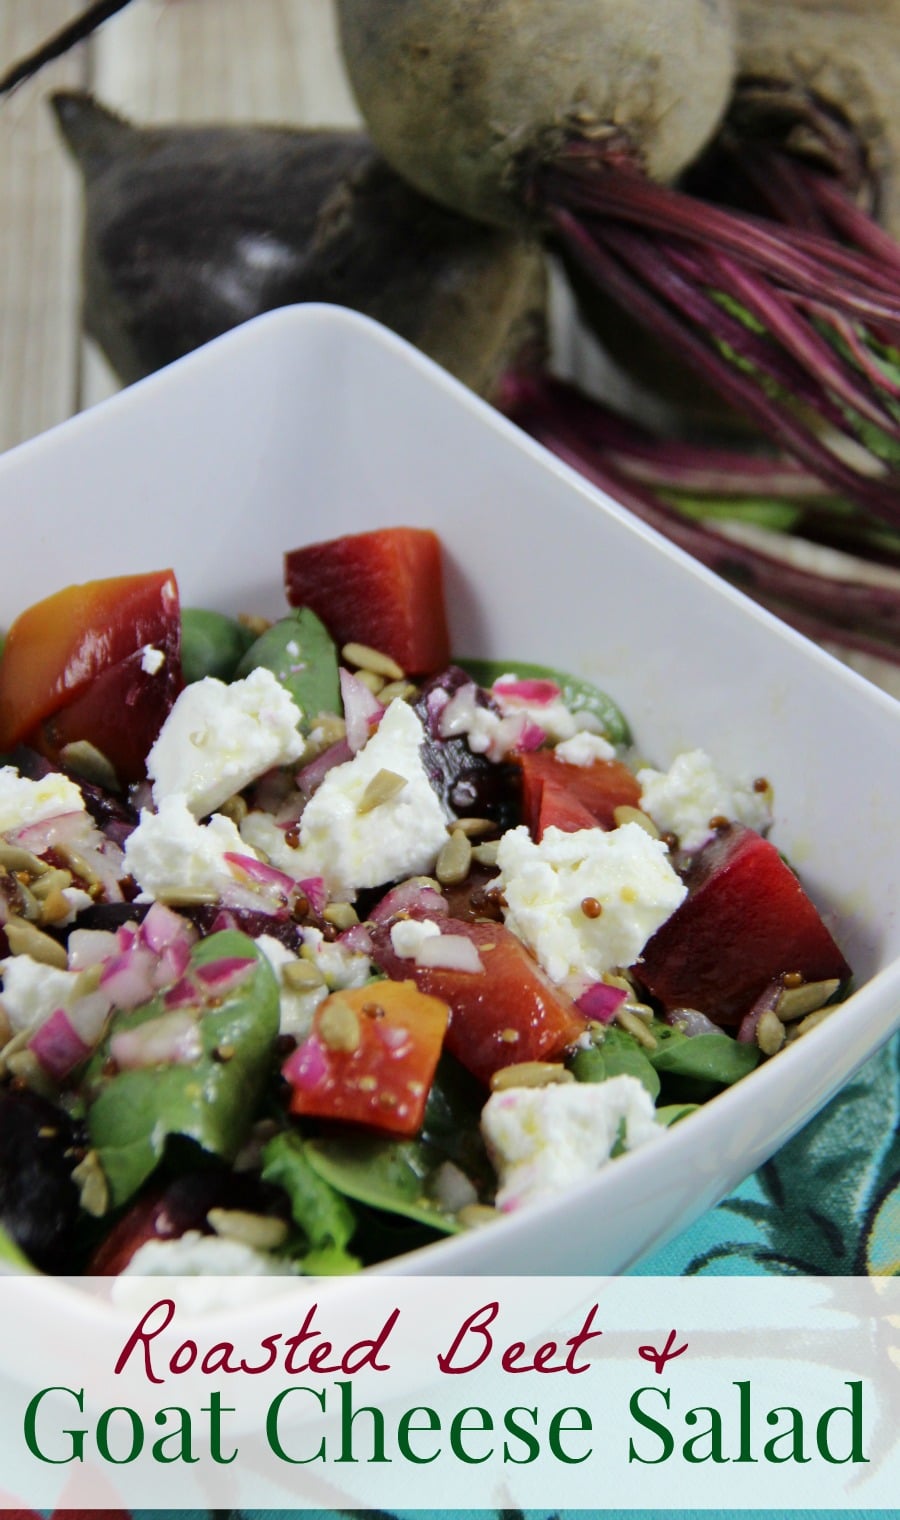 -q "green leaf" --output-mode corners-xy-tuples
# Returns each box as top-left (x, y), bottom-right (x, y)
(420, 1053), (493, 1193)
(300, 1244), (362, 1276)
(87, 931), (280, 1207)
(261, 1131), (356, 1254)
(458, 657), (630, 745)
(236, 608), (340, 731)
(0, 1220), (35, 1272)
(180, 608), (255, 684)
(668, 493), (803, 533)
(303, 1133), (461, 1235)
(570, 1028), (660, 1099)
(655, 1103), (700, 1127)
(647, 1023), (760, 1086)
